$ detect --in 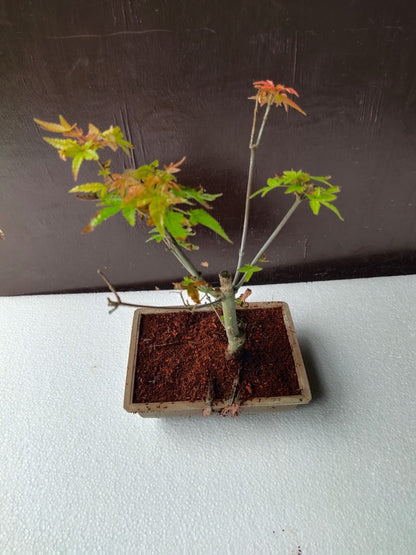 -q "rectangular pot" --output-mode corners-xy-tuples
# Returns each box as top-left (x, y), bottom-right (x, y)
(124, 301), (311, 417)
